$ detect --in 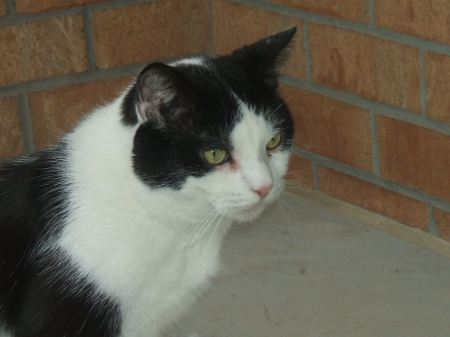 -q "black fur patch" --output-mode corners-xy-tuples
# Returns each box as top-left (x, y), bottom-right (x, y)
(121, 84), (139, 126)
(132, 63), (241, 189)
